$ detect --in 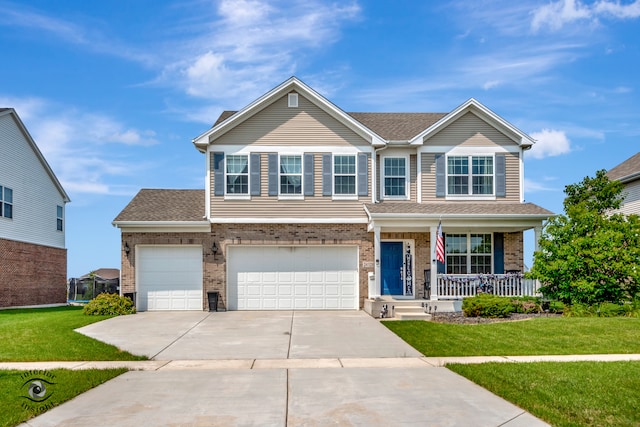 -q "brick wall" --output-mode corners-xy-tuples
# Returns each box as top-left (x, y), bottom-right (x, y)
(121, 224), (374, 310)
(0, 238), (67, 307)
(503, 231), (524, 272)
